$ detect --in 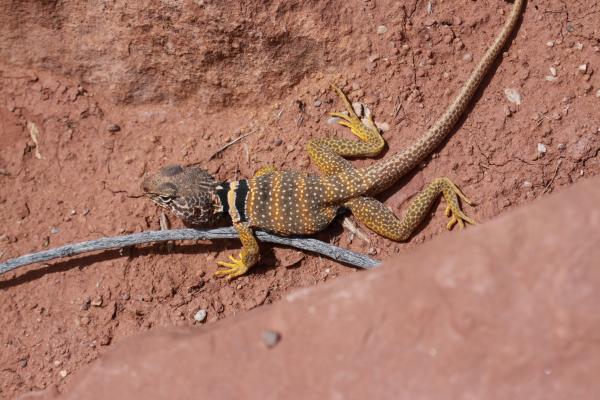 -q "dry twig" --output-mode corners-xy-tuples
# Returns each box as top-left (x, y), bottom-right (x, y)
(209, 131), (254, 160)
(0, 227), (381, 276)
